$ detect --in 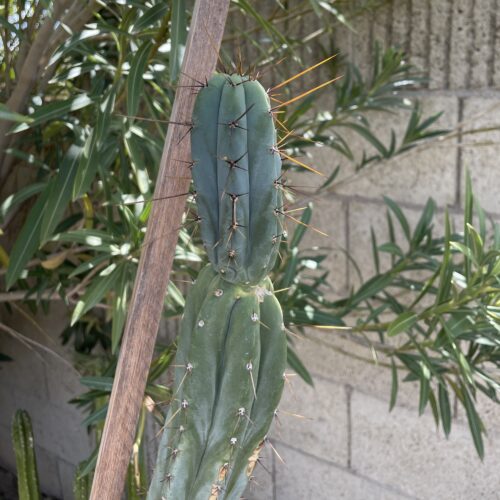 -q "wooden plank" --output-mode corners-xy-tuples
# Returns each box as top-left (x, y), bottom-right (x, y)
(89, 1), (230, 497)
